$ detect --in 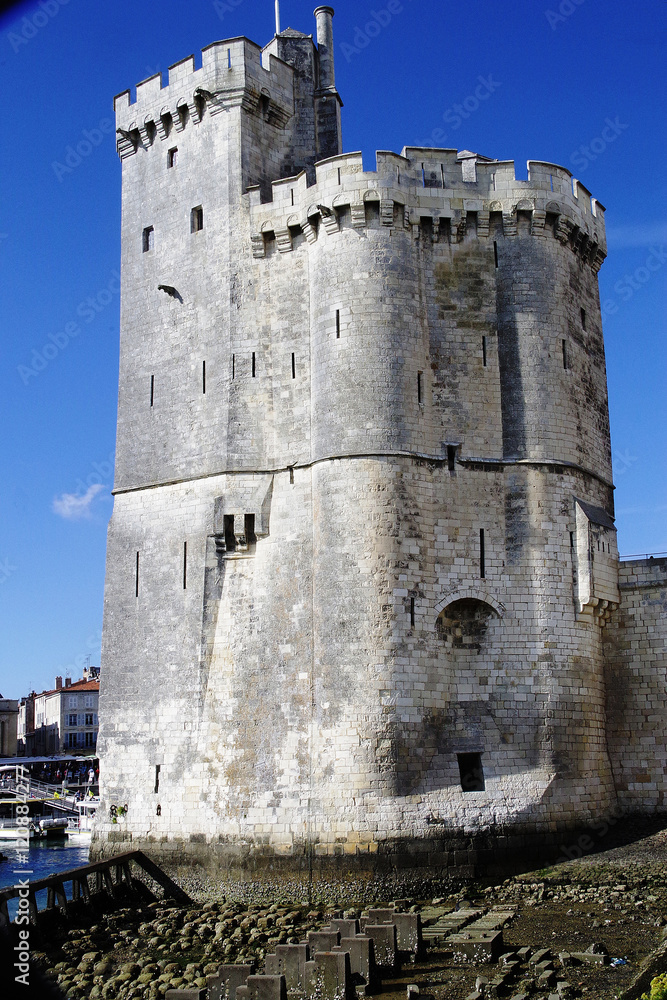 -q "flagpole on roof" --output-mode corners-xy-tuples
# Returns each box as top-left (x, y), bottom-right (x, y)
(275, 0), (281, 34)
